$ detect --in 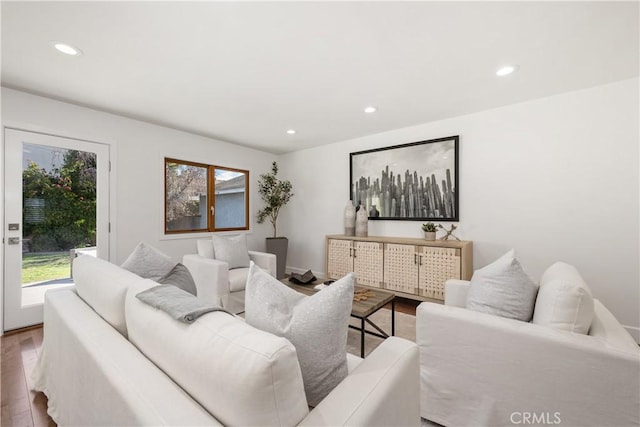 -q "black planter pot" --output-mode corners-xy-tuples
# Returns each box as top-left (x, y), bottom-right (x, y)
(266, 237), (288, 279)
